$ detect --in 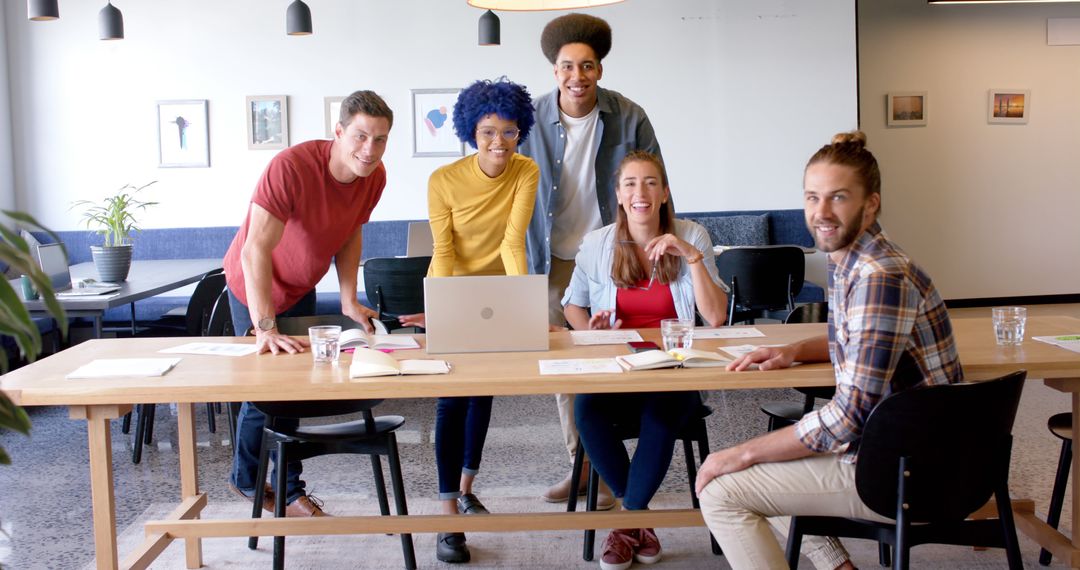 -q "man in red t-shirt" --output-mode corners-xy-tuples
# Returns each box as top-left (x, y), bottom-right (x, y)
(223, 90), (393, 517)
